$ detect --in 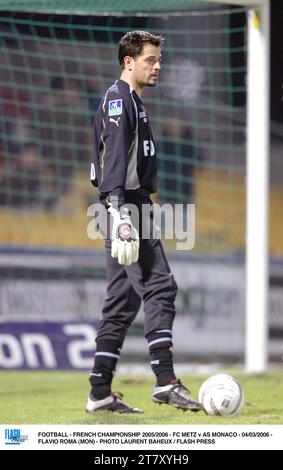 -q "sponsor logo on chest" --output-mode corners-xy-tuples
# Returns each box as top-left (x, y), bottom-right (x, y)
(143, 139), (155, 157)
(139, 105), (147, 122)
(108, 99), (122, 116)
(139, 111), (147, 122)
